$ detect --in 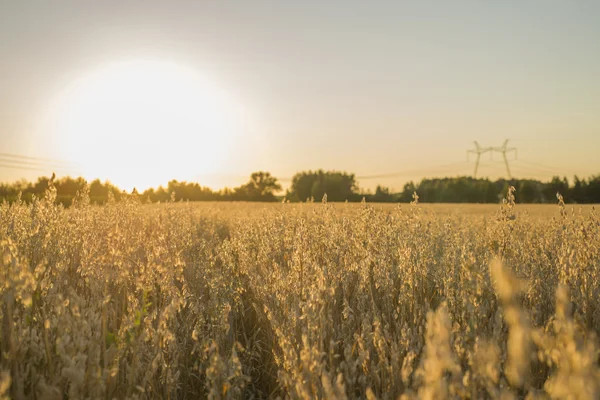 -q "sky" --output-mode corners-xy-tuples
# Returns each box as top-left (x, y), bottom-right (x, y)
(1, 1), (599, 192)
